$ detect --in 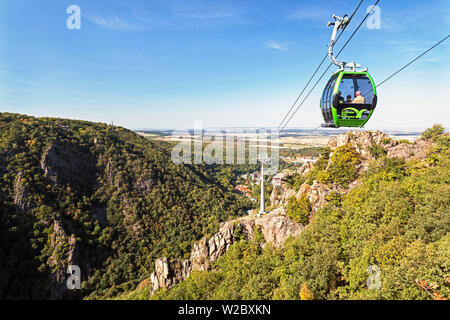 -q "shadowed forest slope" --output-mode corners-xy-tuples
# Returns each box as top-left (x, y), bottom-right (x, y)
(0, 113), (251, 299)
